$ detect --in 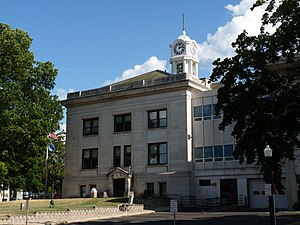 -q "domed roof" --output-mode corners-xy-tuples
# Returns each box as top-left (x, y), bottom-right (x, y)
(177, 30), (191, 42)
